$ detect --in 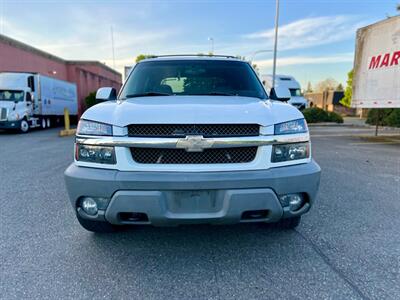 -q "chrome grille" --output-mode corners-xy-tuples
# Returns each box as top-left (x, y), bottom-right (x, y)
(128, 124), (260, 138)
(130, 147), (258, 164)
(0, 108), (7, 121)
